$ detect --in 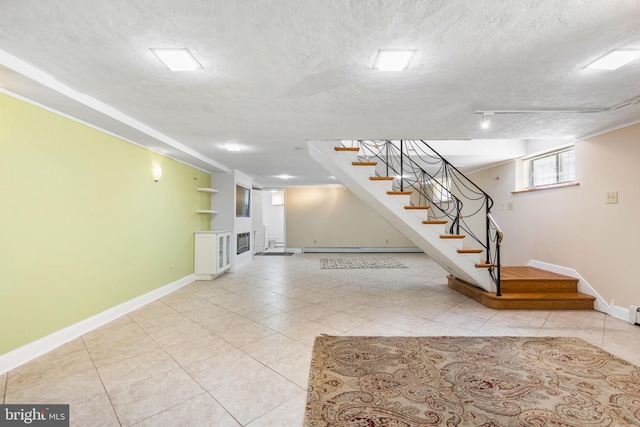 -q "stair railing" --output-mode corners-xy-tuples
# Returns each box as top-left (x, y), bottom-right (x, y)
(345, 139), (503, 294)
